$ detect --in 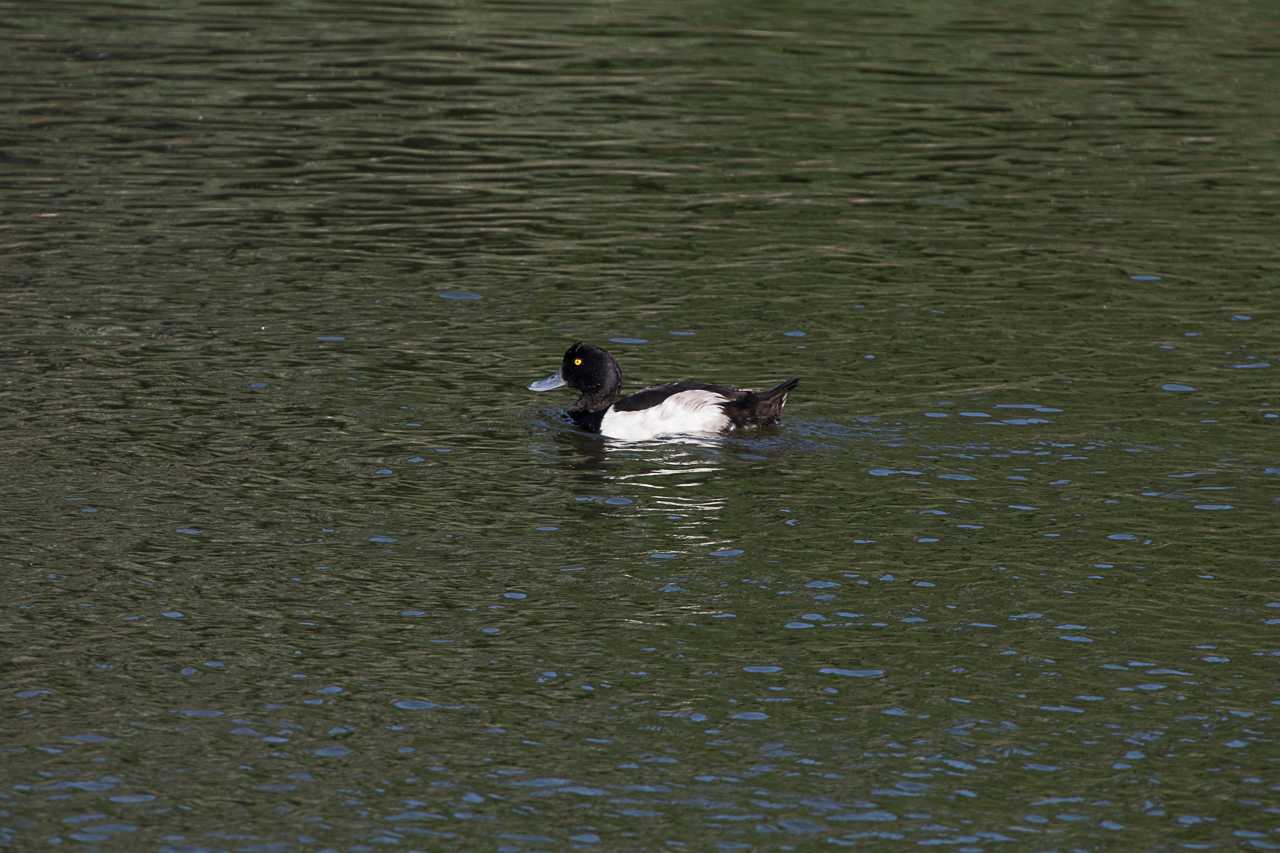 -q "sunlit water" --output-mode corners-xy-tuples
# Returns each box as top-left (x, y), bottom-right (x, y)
(3, 0), (1278, 849)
